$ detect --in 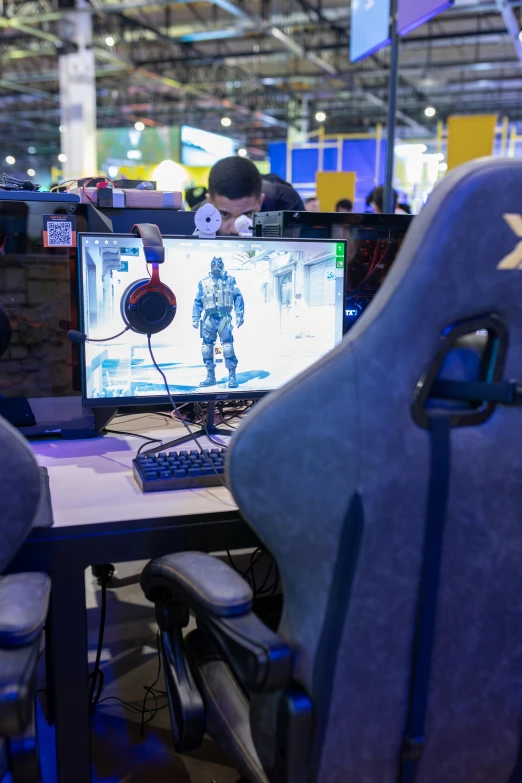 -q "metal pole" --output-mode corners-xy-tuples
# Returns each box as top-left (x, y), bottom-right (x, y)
(384, 0), (399, 214)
